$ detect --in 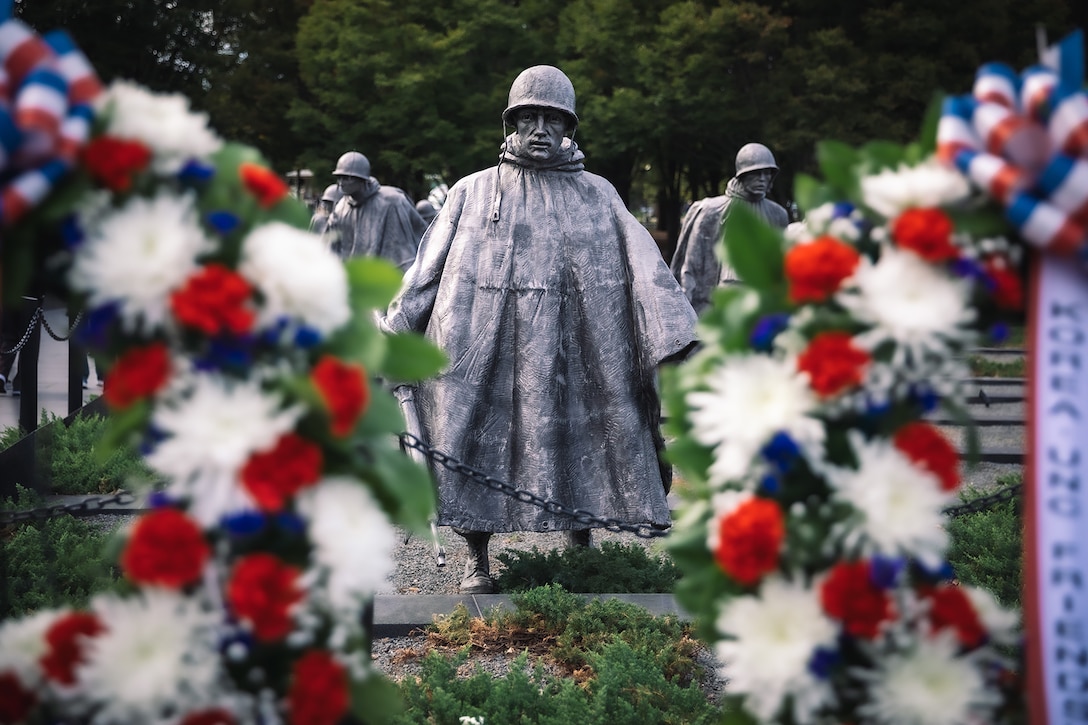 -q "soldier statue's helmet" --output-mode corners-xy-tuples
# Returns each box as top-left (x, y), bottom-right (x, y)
(321, 183), (343, 203)
(502, 65), (578, 130)
(735, 143), (779, 177)
(333, 151), (371, 179)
